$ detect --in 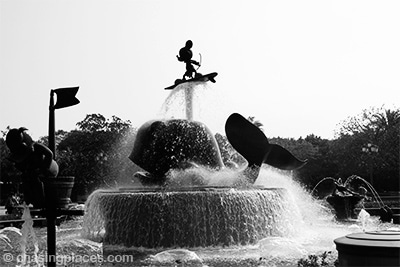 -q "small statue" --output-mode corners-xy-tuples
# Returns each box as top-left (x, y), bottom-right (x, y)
(177, 40), (201, 80)
(5, 193), (20, 215)
(166, 40), (217, 90)
(332, 178), (360, 196)
(6, 127), (59, 208)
